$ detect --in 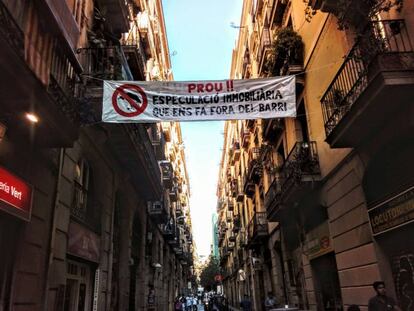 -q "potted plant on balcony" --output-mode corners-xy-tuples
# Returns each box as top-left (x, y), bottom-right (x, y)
(265, 28), (304, 77)
(327, 0), (404, 31)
